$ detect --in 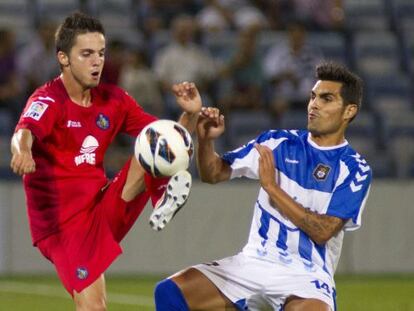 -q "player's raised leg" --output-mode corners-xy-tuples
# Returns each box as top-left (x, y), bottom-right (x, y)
(120, 152), (192, 231)
(154, 268), (236, 311)
(149, 170), (192, 231)
(121, 156), (147, 202)
(73, 274), (107, 311)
